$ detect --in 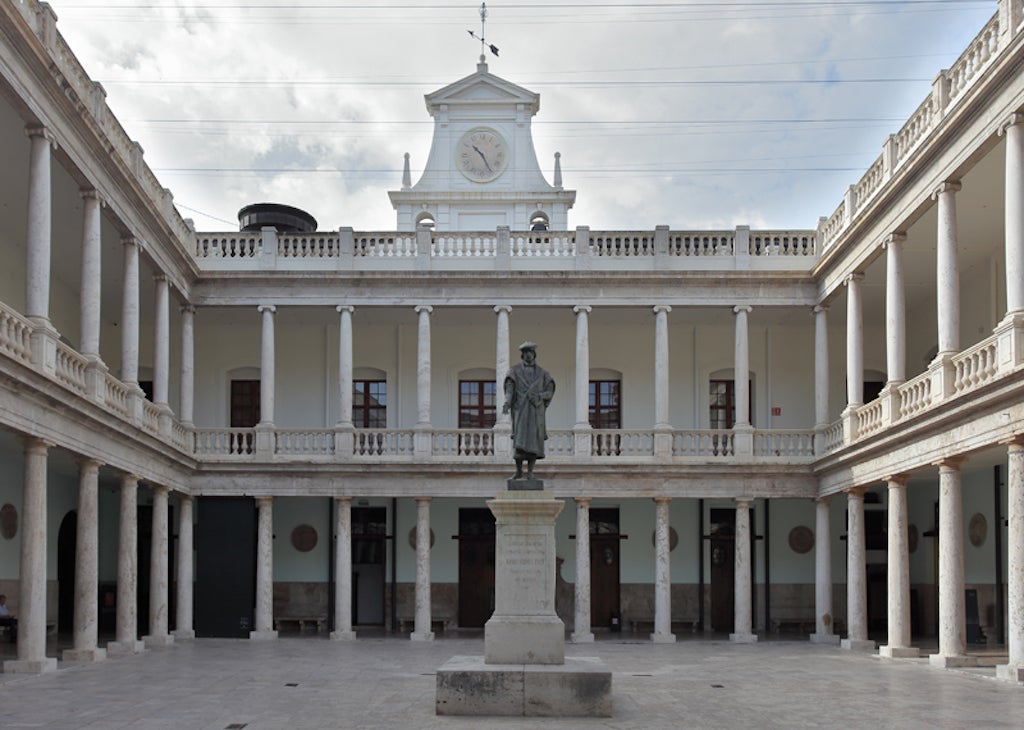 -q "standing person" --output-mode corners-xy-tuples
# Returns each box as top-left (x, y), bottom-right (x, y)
(502, 341), (556, 480)
(0, 594), (16, 642)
